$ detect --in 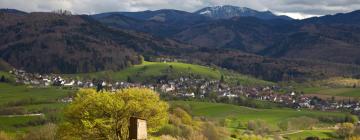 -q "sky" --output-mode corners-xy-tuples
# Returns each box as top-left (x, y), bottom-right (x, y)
(1, 0), (360, 19)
